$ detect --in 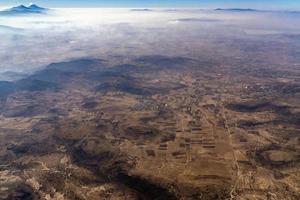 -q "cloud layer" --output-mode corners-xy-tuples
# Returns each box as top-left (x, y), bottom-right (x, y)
(0, 8), (300, 80)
